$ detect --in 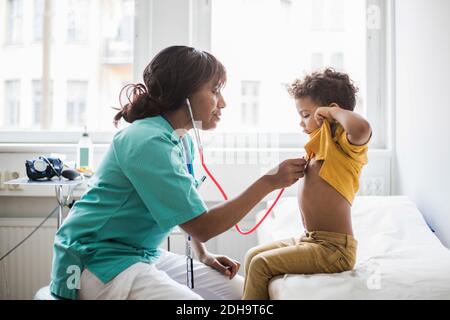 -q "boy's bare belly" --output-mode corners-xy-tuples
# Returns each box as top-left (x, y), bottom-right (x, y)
(298, 157), (354, 235)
